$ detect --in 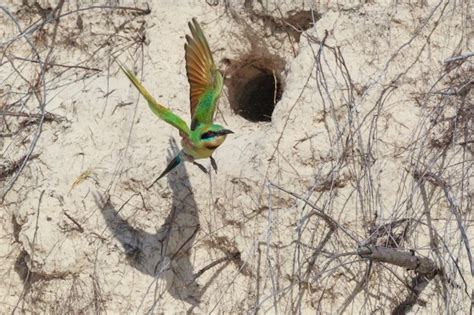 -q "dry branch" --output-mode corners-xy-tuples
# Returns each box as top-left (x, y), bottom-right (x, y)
(358, 245), (441, 314)
(358, 245), (439, 276)
(444, 52), (474, 63)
